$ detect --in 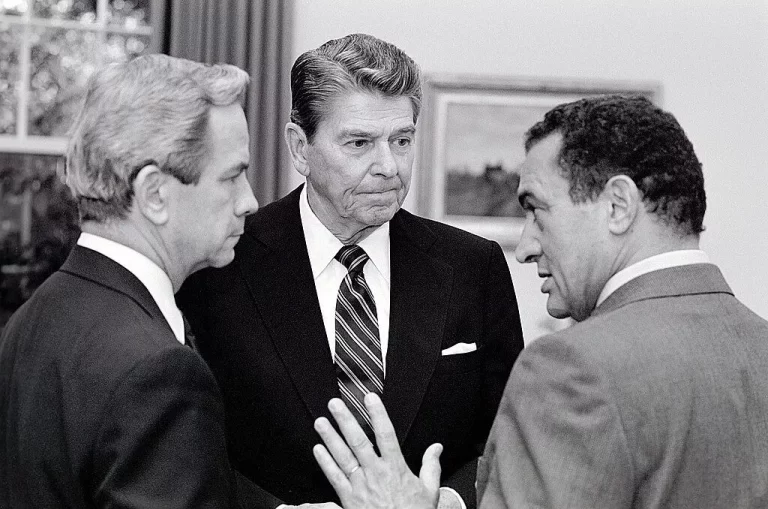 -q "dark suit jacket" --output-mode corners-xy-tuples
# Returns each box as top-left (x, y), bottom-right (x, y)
(178, 186), (524, 507)
(0, 246), (273, 509)
(478, 264), (768, 508)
